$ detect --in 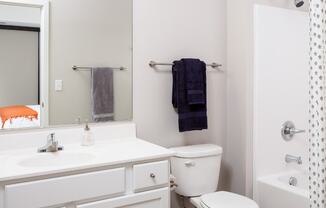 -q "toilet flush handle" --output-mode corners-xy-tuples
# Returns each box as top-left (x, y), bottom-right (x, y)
(184, 160), (195, 167)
